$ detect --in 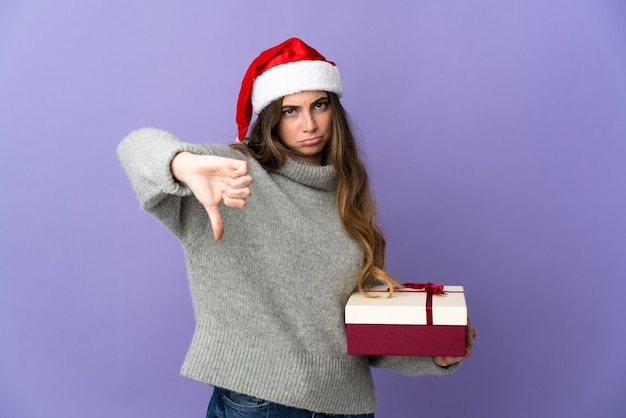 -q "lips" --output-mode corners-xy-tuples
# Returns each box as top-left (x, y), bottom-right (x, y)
(299, 136), (323, 146)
